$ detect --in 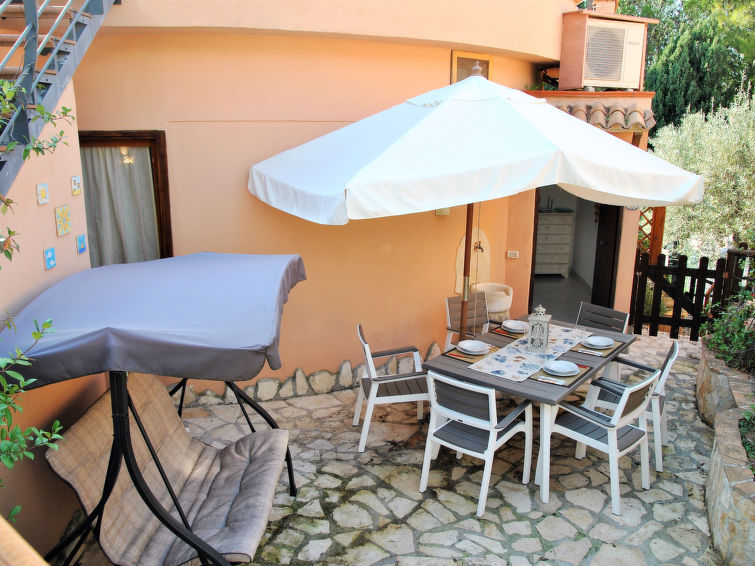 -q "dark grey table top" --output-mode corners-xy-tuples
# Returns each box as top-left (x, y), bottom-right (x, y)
(423, 321), (635, 405)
